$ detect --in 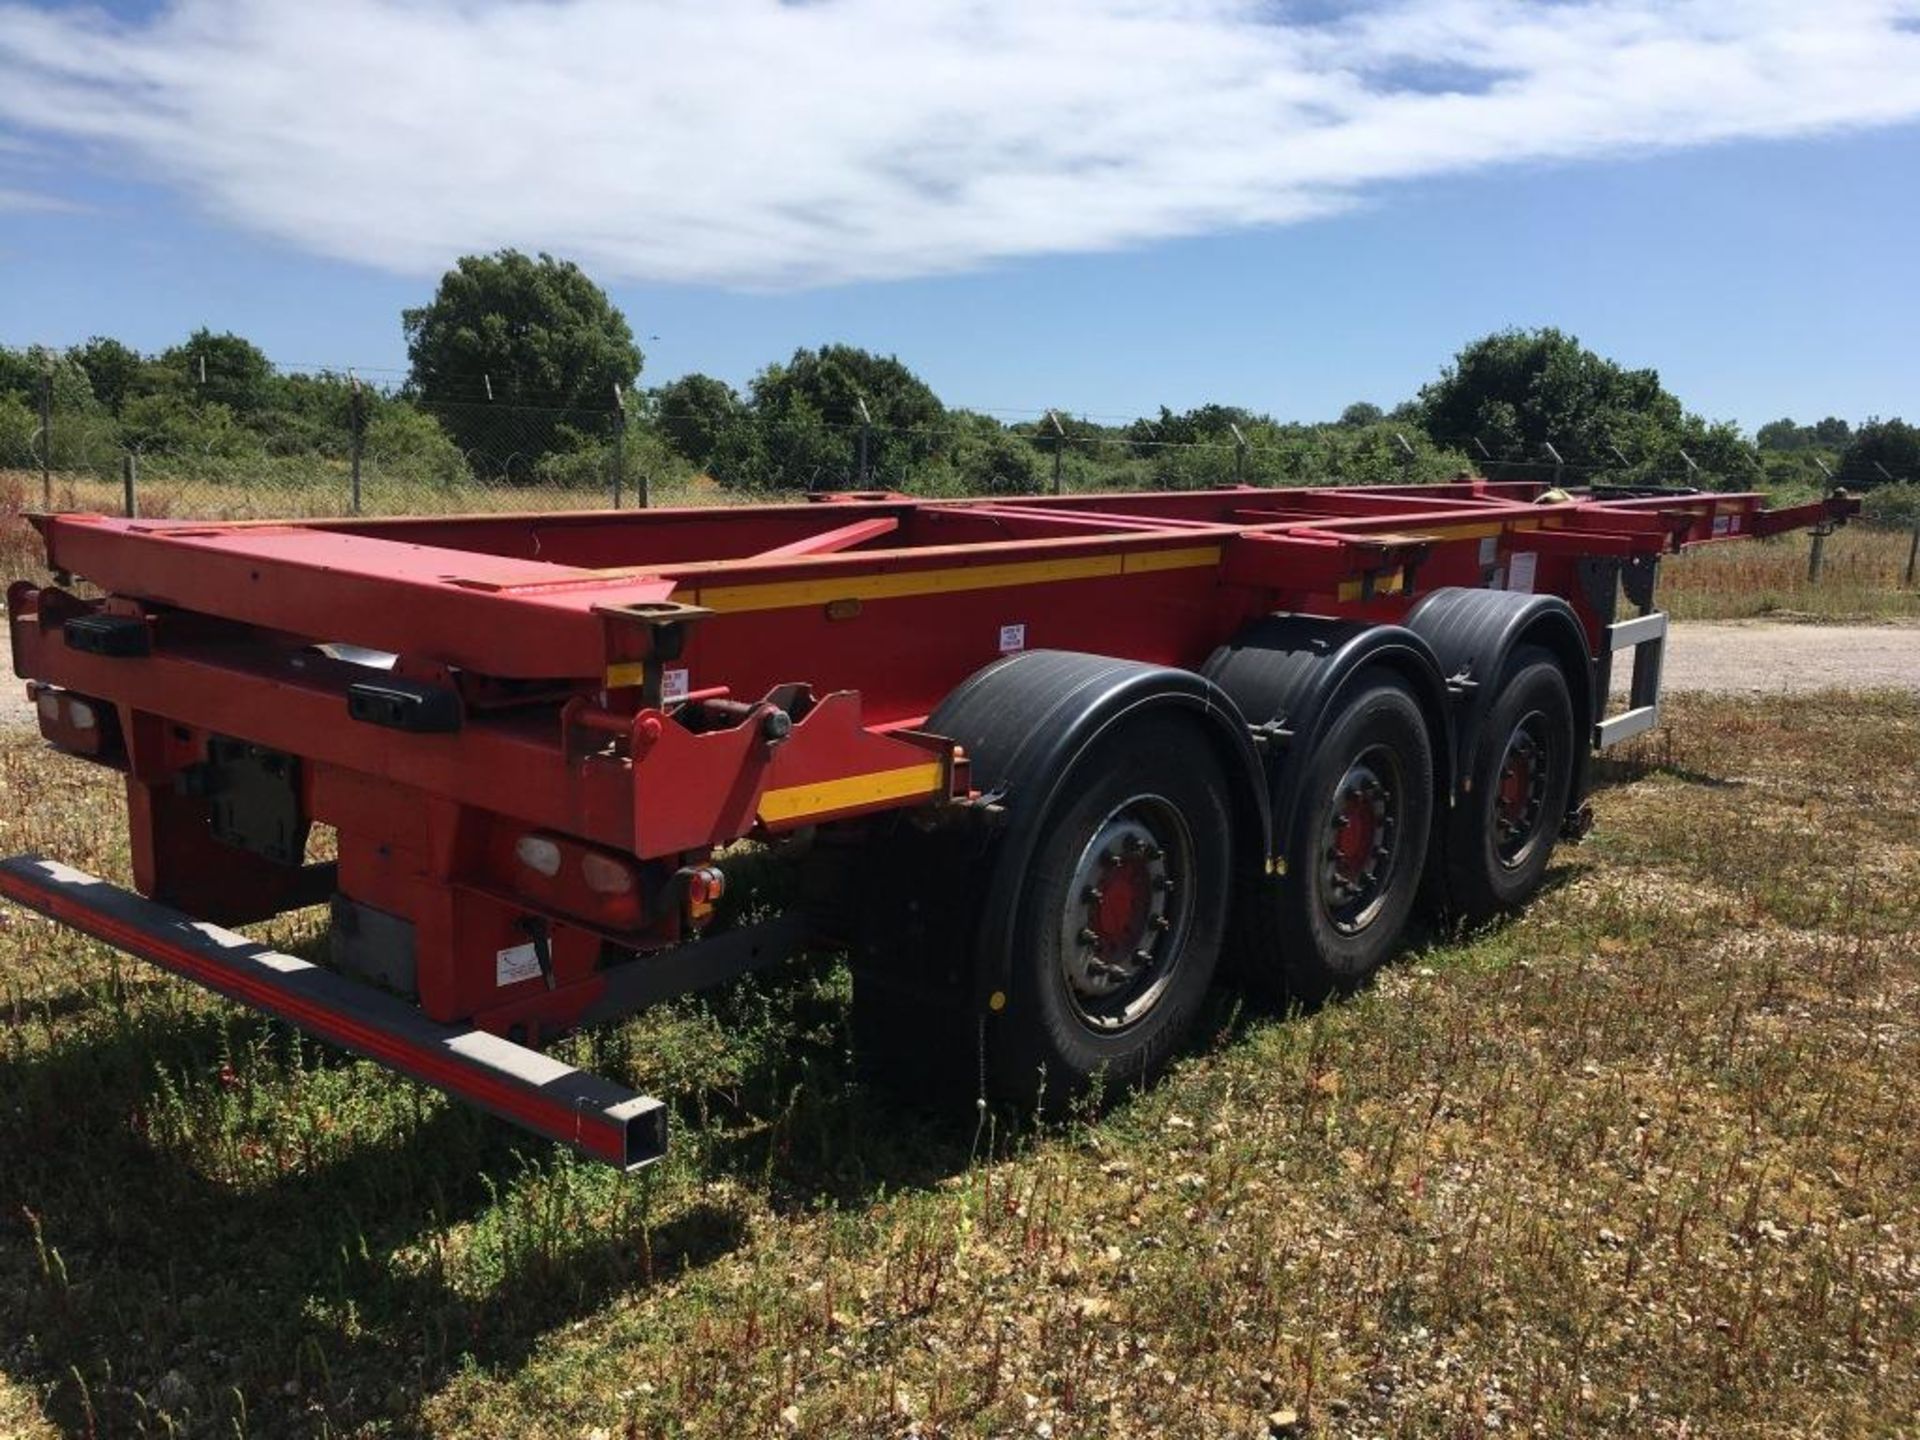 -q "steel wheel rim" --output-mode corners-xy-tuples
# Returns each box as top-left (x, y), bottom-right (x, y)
(1058, 794), (1195, 1032)
(1318, 746), (1403, 936)
(1493, 709), (1552, 869)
